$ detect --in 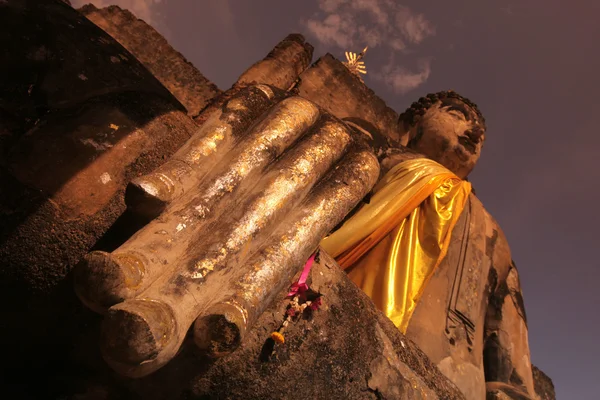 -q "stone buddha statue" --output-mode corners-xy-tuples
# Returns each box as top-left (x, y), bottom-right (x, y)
(1, 1), (549, 396)
(322, 90), (537, 399)
(73, 85), (537, 398)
